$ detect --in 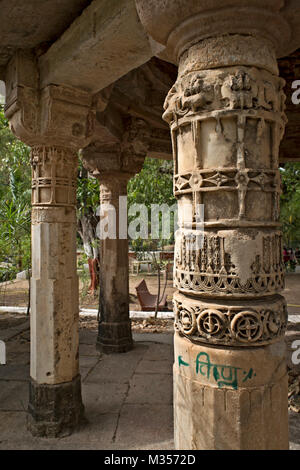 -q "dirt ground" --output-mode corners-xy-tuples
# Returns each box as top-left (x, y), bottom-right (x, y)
(1, 272), (299, 312)
(0, 273), (176, 310)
